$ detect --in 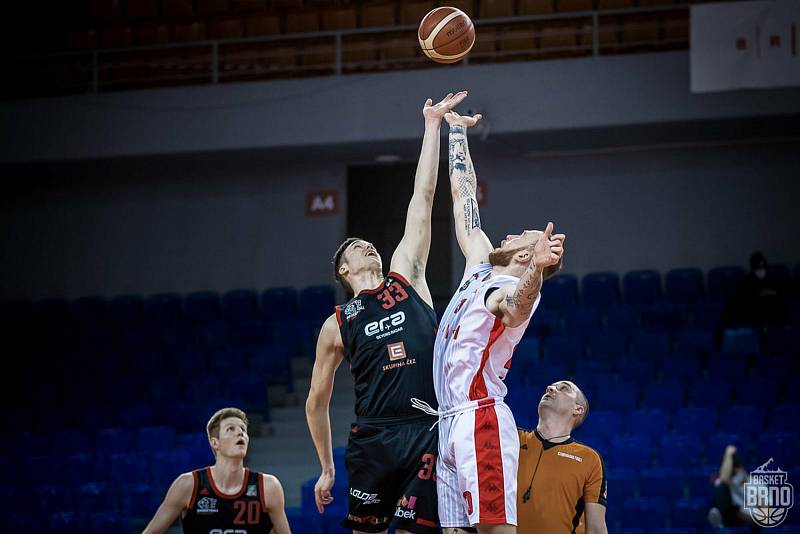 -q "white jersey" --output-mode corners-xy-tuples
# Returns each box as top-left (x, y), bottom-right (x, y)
(433, 262), (540, 412)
